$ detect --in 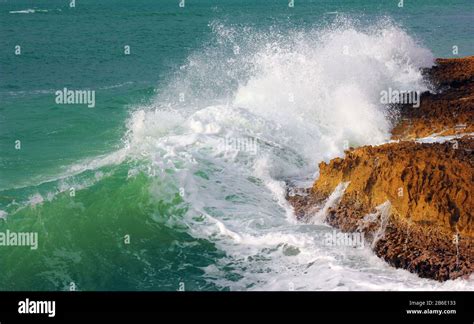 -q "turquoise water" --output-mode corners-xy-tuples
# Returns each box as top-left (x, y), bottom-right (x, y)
(0, 0), (473, 291)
